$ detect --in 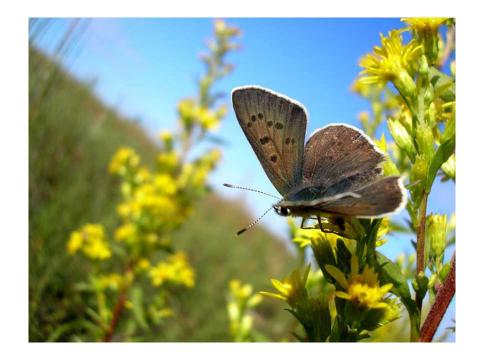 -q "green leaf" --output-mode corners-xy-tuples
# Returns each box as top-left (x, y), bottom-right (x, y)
(429, 67), (455, 102)
(130, 287), (149, 330)
(375, 252), (410, 300)
(425, 136), (455, 191)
